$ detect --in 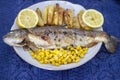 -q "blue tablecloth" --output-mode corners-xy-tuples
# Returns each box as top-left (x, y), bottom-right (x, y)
(0, 0), (120, 80)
